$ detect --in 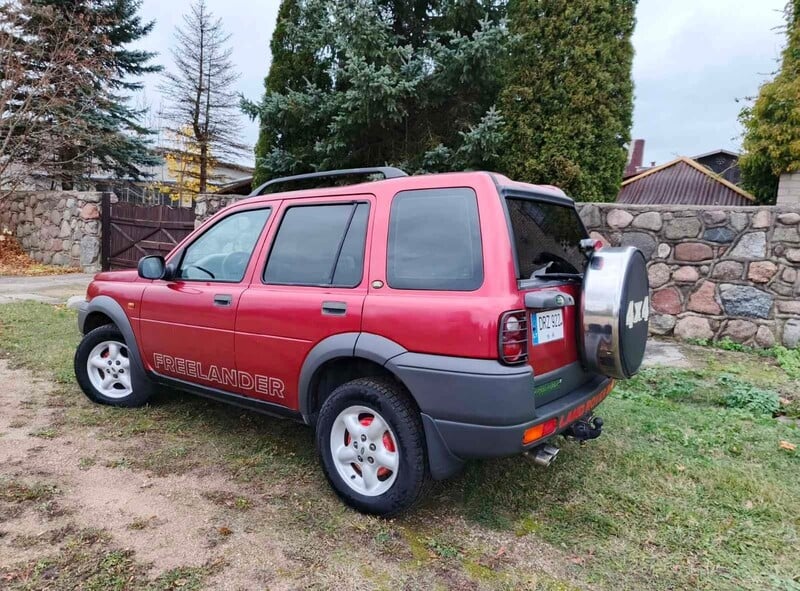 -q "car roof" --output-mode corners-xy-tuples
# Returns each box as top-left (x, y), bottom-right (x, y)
(236, 171), (571, 207)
